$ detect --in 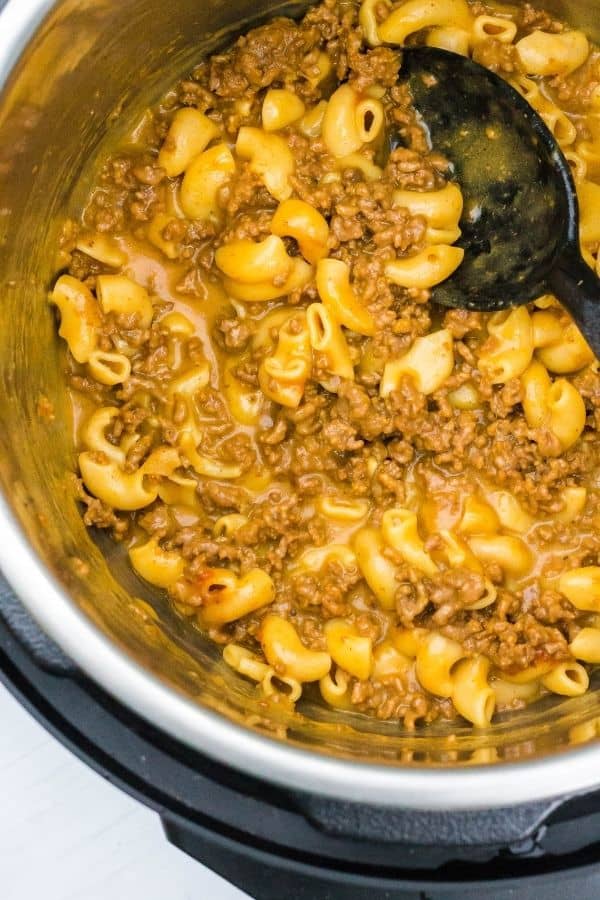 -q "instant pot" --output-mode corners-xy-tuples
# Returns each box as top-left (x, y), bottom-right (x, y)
(3, 0), (600, 896)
